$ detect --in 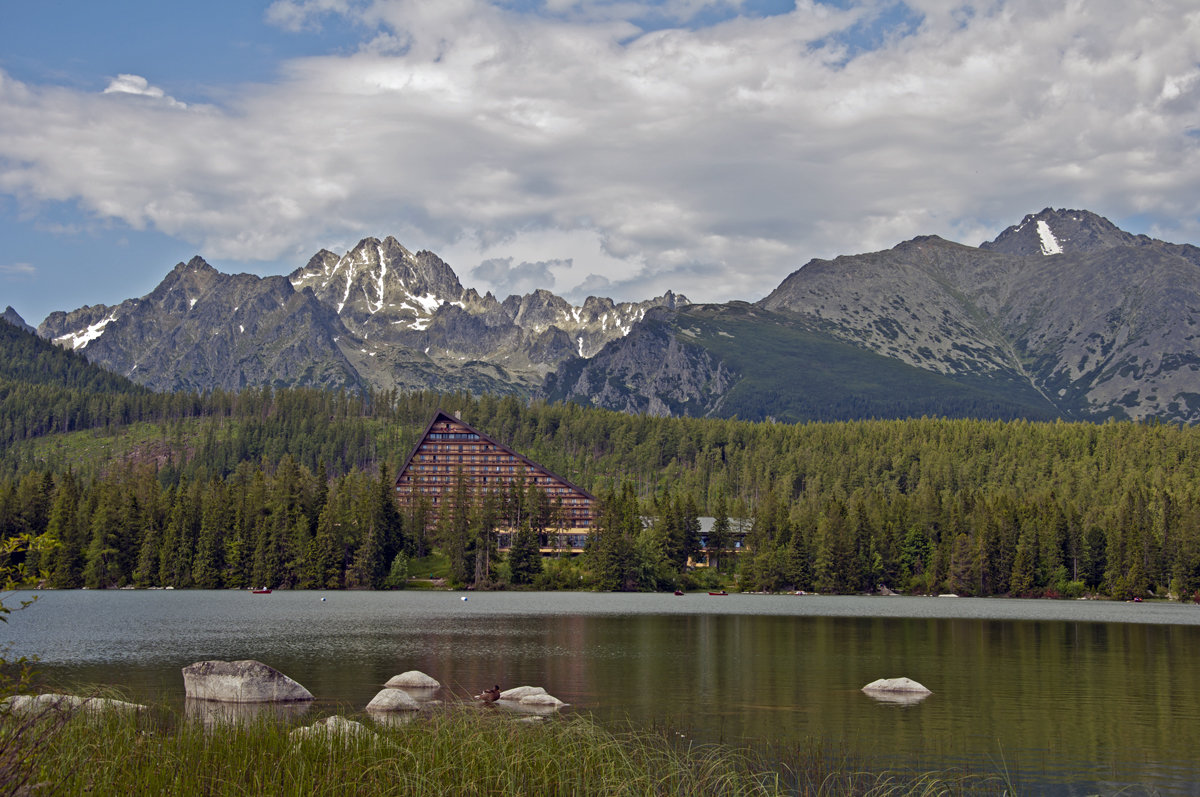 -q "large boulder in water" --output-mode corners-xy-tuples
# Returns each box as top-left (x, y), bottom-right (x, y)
(182, 660), (313, 703)
(861, 677), (932, 694)
(365, 688), (423, 712)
